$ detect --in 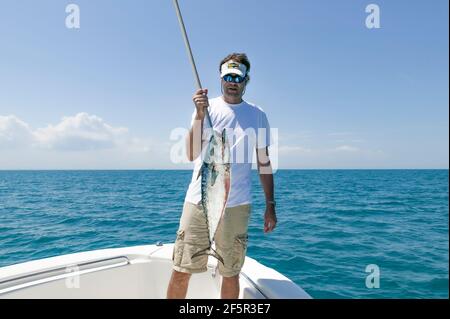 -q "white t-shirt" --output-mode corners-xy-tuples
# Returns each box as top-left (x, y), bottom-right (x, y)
(184, 96), (272, 207)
